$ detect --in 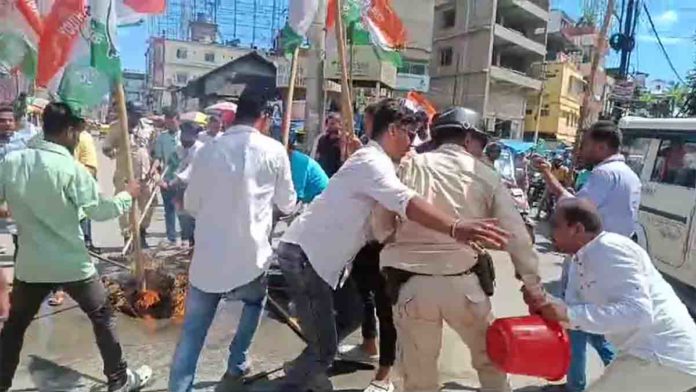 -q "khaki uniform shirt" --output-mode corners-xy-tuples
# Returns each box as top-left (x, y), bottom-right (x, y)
(103, 120), (154, 183)
(376, 144), (539, 278)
